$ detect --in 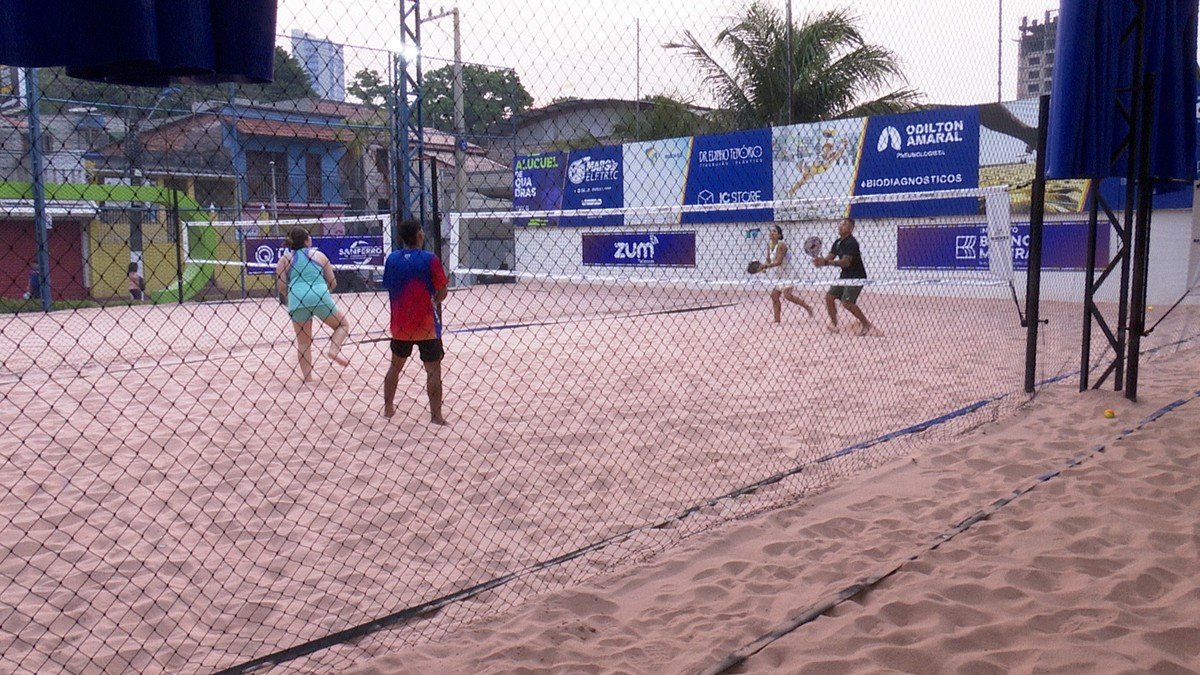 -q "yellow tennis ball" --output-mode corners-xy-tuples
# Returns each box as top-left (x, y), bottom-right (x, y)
(1148, 305), (1155, 311)
(1103, 409), (1116, 419)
